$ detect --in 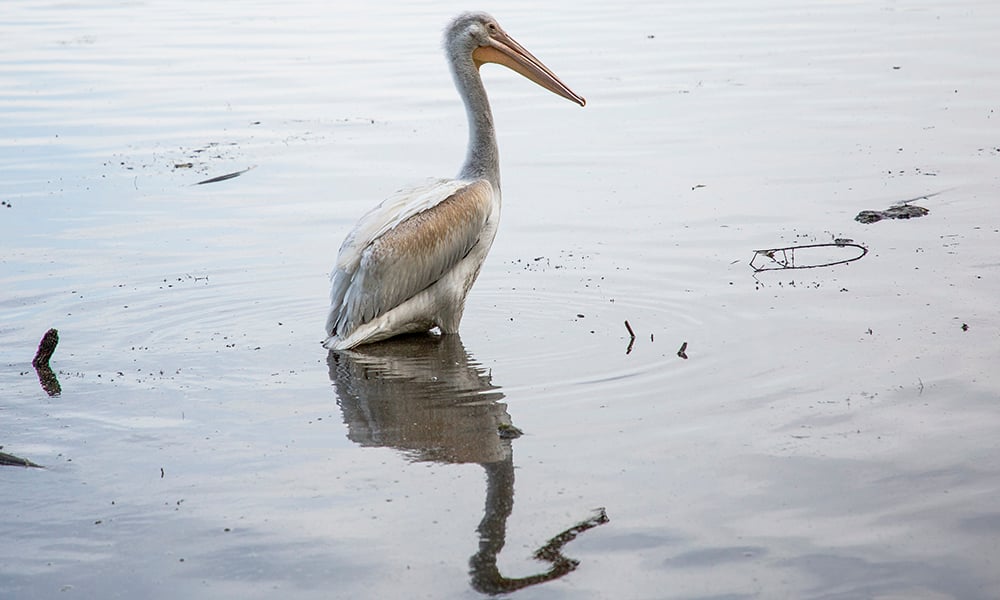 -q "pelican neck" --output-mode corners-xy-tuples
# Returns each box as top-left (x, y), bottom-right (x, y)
(451, 56), (501, 187)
